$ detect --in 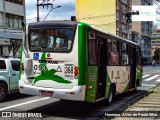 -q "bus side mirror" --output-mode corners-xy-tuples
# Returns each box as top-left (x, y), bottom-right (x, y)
(21, 22), (26, 31)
